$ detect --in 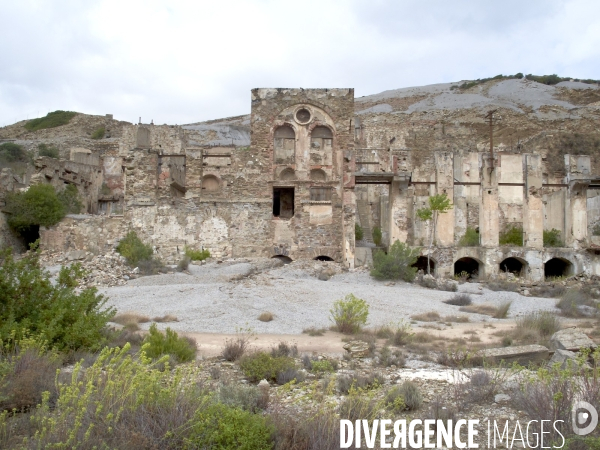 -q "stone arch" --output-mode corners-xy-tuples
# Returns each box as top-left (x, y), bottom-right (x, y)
(499, 257), (528, 277)
(412, 256), (436, 274)
(544, 257), (574, 279)
(279, 167), (296, 181)
(274, 125), (295, 164)
(315, 255), (334, 261)
(310, 168), (327, 181)
(454, 257), (481, 279)
(309, 124), (334, 166)
(202, 174), (220, 191)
